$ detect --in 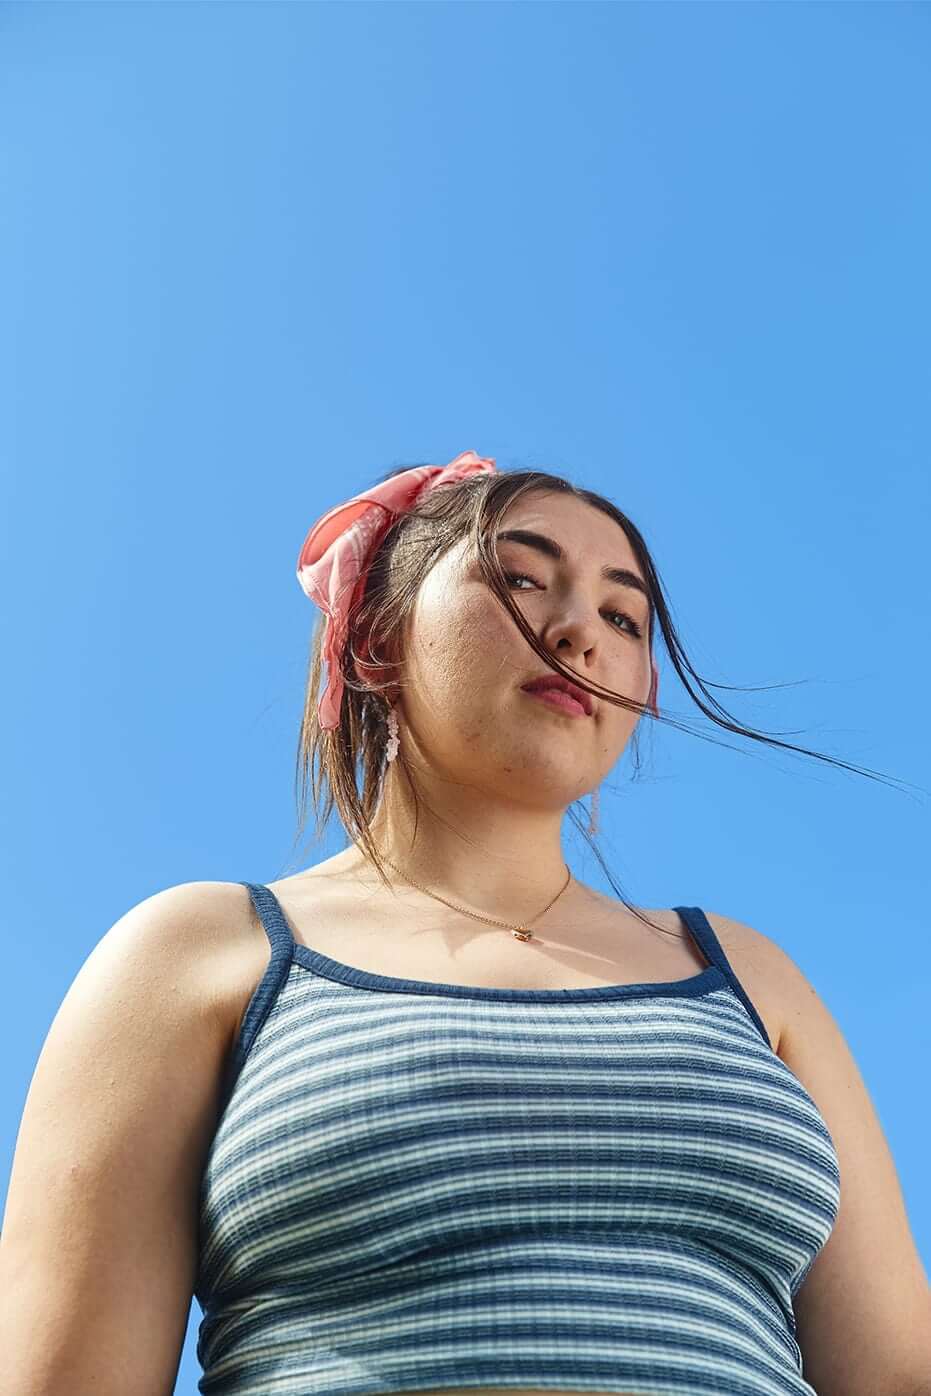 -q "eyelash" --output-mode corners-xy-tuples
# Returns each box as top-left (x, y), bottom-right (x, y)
(503, 570), (645, 638)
